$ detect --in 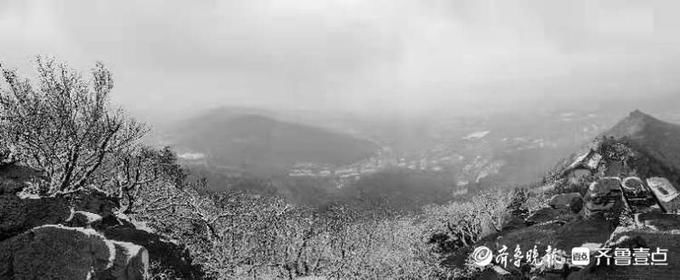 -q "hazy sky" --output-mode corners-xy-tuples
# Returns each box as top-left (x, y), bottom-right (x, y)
(2, 0), (680, 120)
